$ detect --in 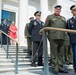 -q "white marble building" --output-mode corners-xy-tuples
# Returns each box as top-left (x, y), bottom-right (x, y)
(0, 0), (76, 45)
